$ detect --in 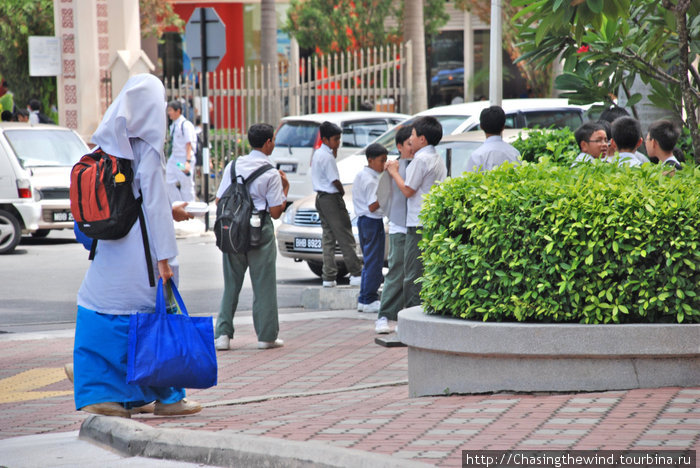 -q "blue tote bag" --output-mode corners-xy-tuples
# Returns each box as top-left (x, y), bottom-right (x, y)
(127, 278), (217, 389)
